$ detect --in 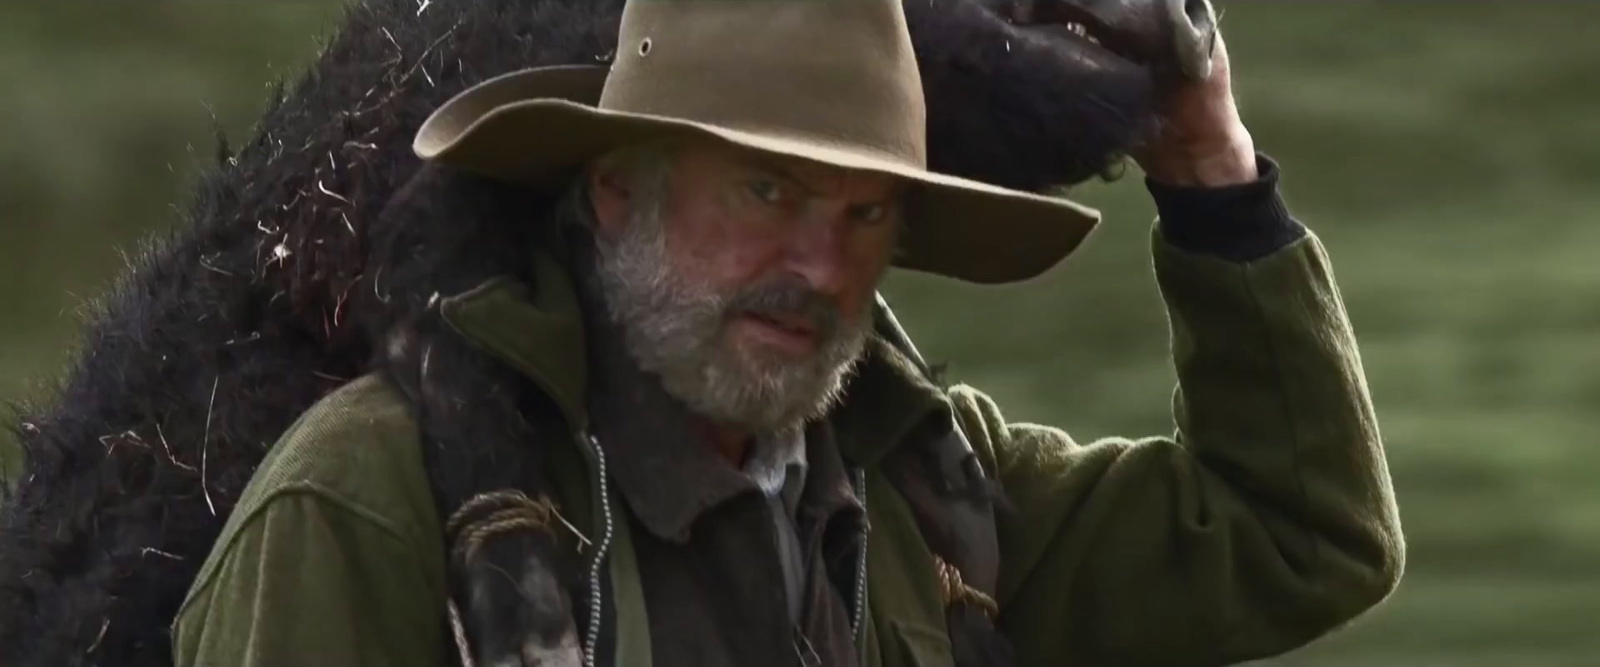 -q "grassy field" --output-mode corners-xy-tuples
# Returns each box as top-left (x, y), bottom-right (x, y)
(3, 3), (1597, 664)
